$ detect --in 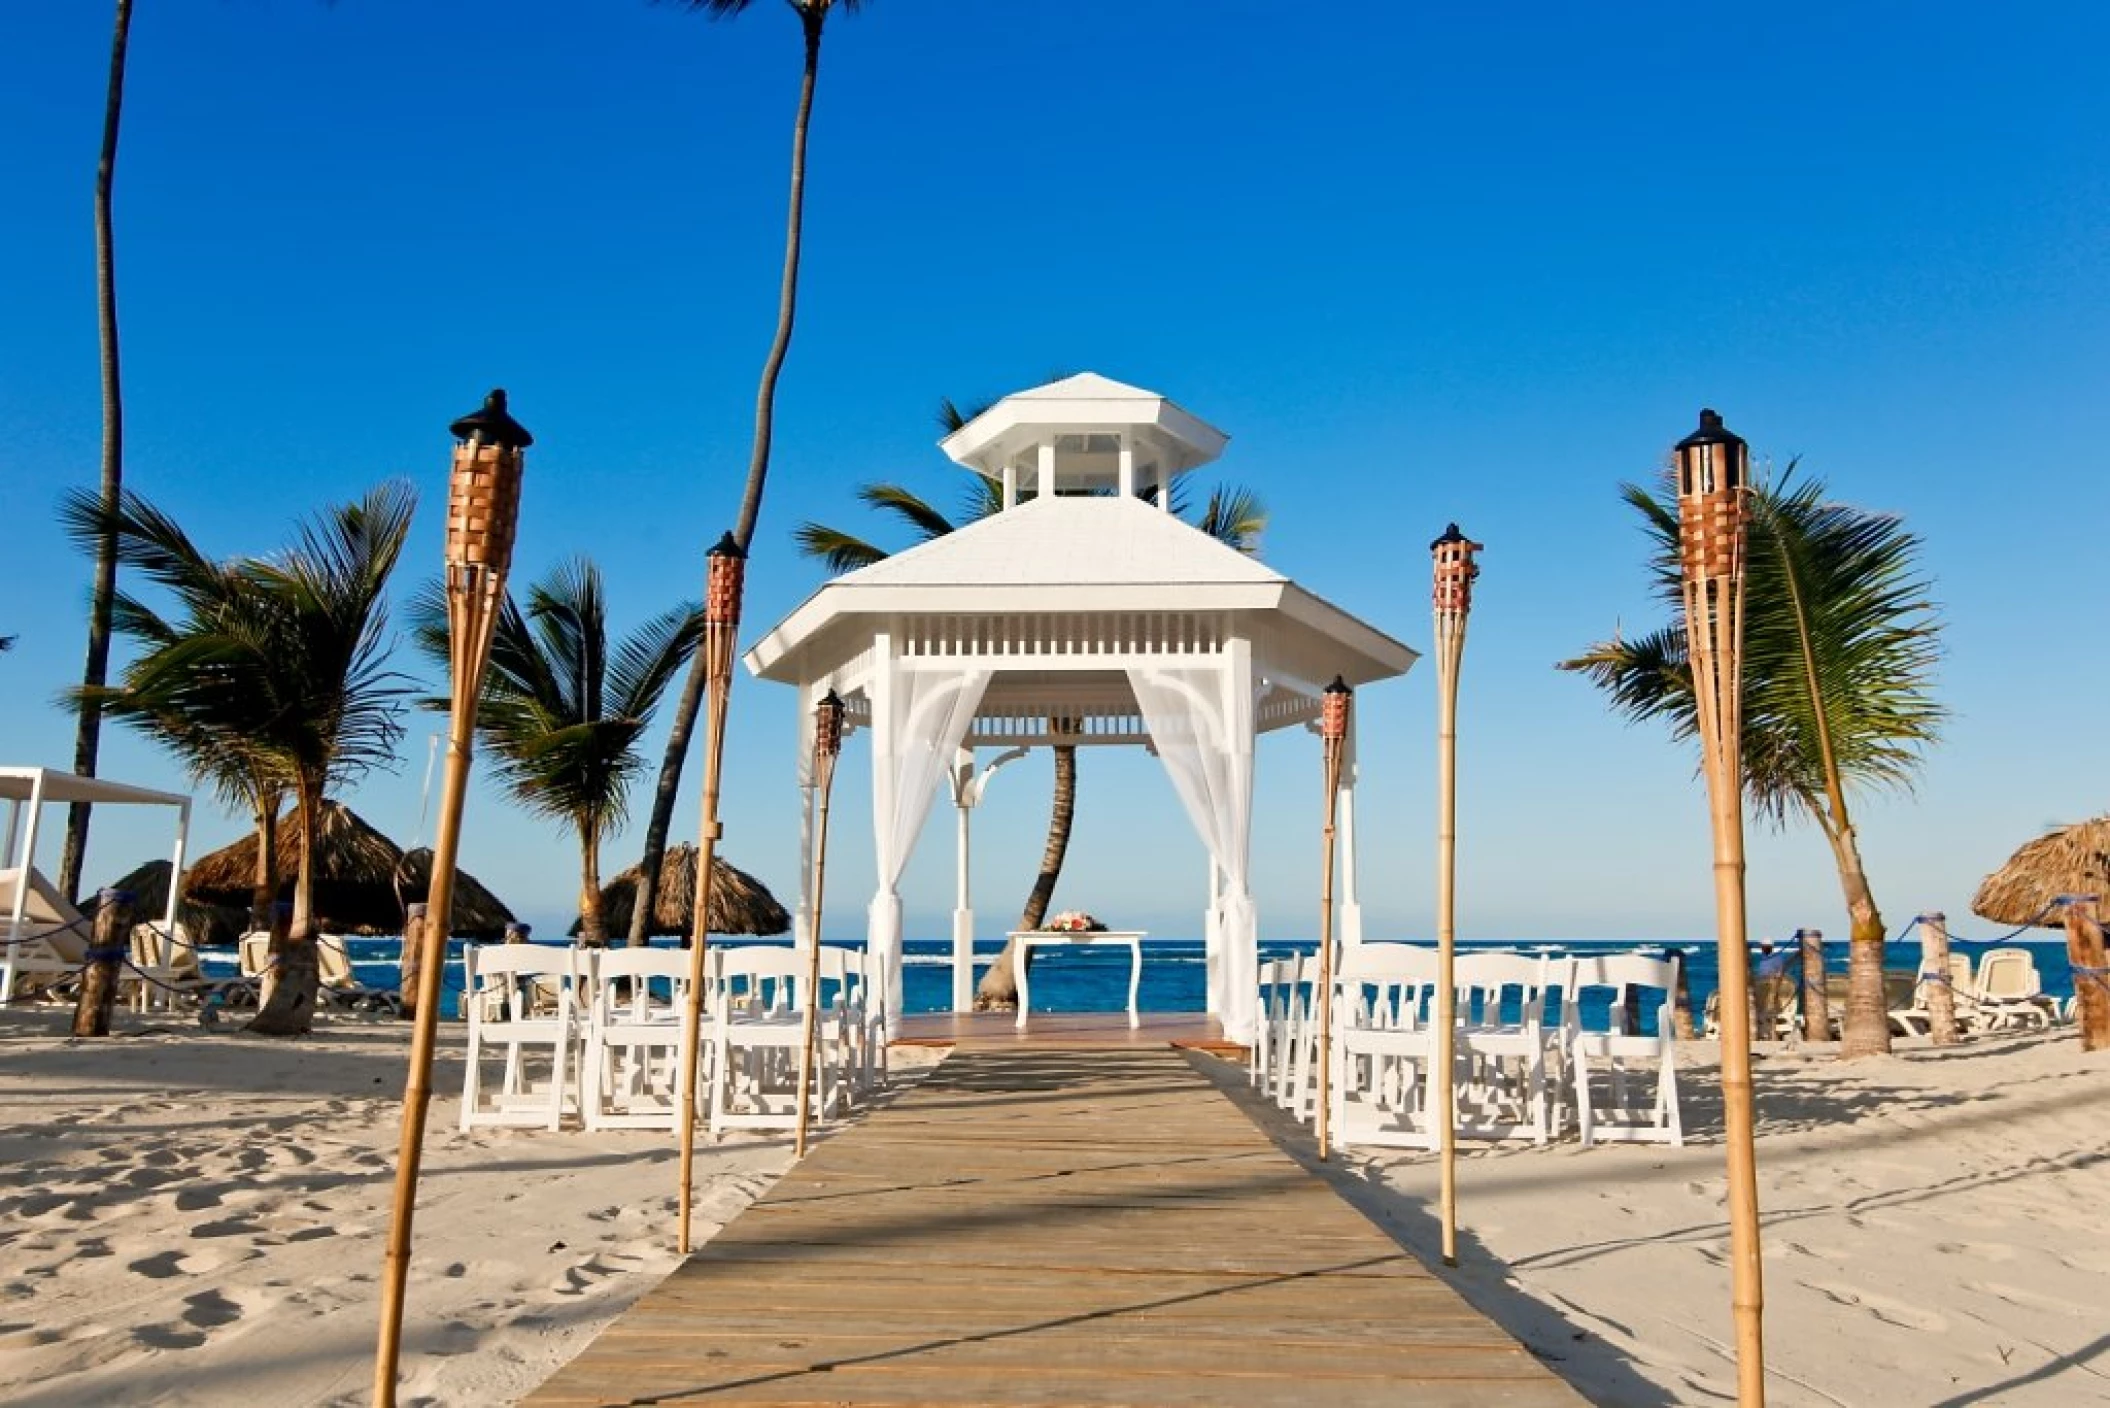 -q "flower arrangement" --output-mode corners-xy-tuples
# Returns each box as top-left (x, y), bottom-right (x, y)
(1044, 910), (1106, 933)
